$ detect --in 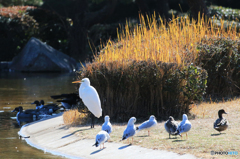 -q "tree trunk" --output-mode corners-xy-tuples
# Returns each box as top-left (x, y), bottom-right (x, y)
(187, 0), (209, 20)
